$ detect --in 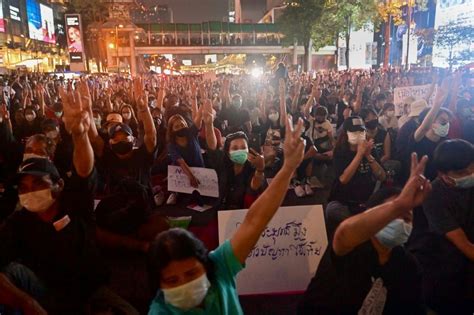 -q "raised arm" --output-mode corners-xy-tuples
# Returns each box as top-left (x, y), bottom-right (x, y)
(414, 77), (449, 142)
(230, 118), (305, 264)
(134, 77), (157, 153)
(303, 82), (320, 118)
(221, 78), (231, 109)
(59, 86), (94, 178)
(203, 99), (217, 151)
(290, 80), (301, 114)
(278, 78), (288, 126)
(333, 153), (430, 256)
